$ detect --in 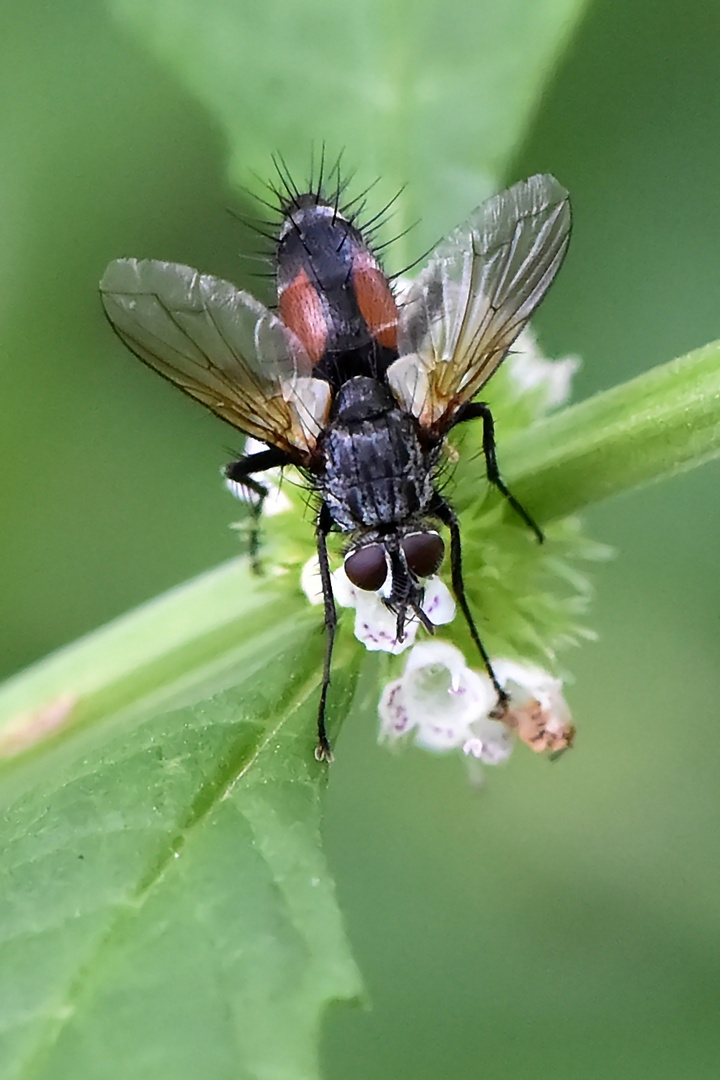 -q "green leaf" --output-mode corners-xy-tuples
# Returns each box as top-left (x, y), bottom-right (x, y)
(1, 3), (597, 1076)
(0, 560), (362, 1080)
(107, 0), (591, 261)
